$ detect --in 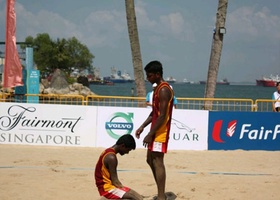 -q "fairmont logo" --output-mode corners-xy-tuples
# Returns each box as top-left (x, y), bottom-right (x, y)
(0, 105), (82, 133)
